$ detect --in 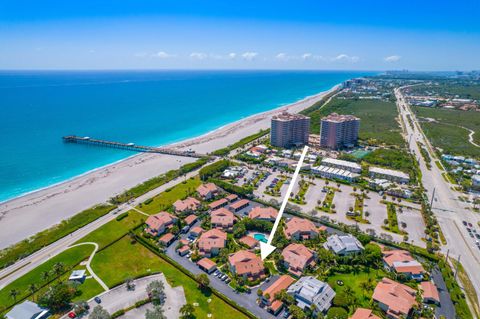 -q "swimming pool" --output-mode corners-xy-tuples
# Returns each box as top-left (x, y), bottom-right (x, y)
(253, 233), (268, 243)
